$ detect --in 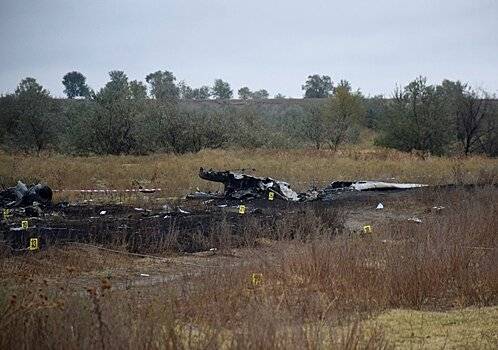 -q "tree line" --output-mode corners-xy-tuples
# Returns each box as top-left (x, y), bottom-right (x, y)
(60, 70), (275, 101)
(0, 71), (496, 156)
(59, 71), (337, 101)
